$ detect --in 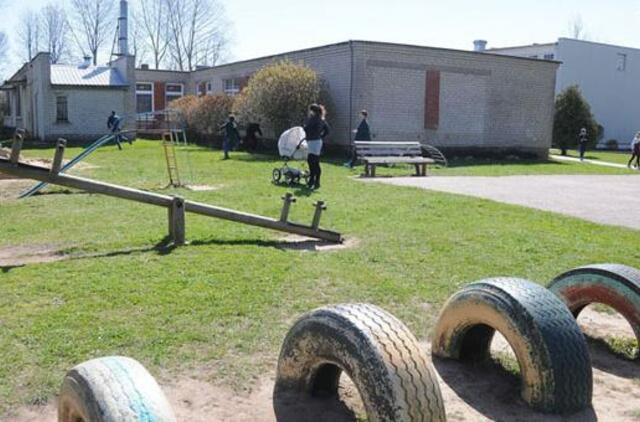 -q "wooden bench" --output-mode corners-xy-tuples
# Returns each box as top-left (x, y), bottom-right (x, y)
(354, 141), (435, 177)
